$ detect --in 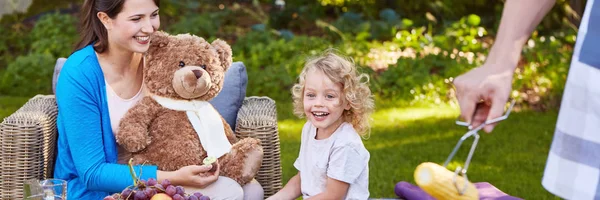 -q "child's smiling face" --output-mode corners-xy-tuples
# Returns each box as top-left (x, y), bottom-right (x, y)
(303, 68), (350, 137)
